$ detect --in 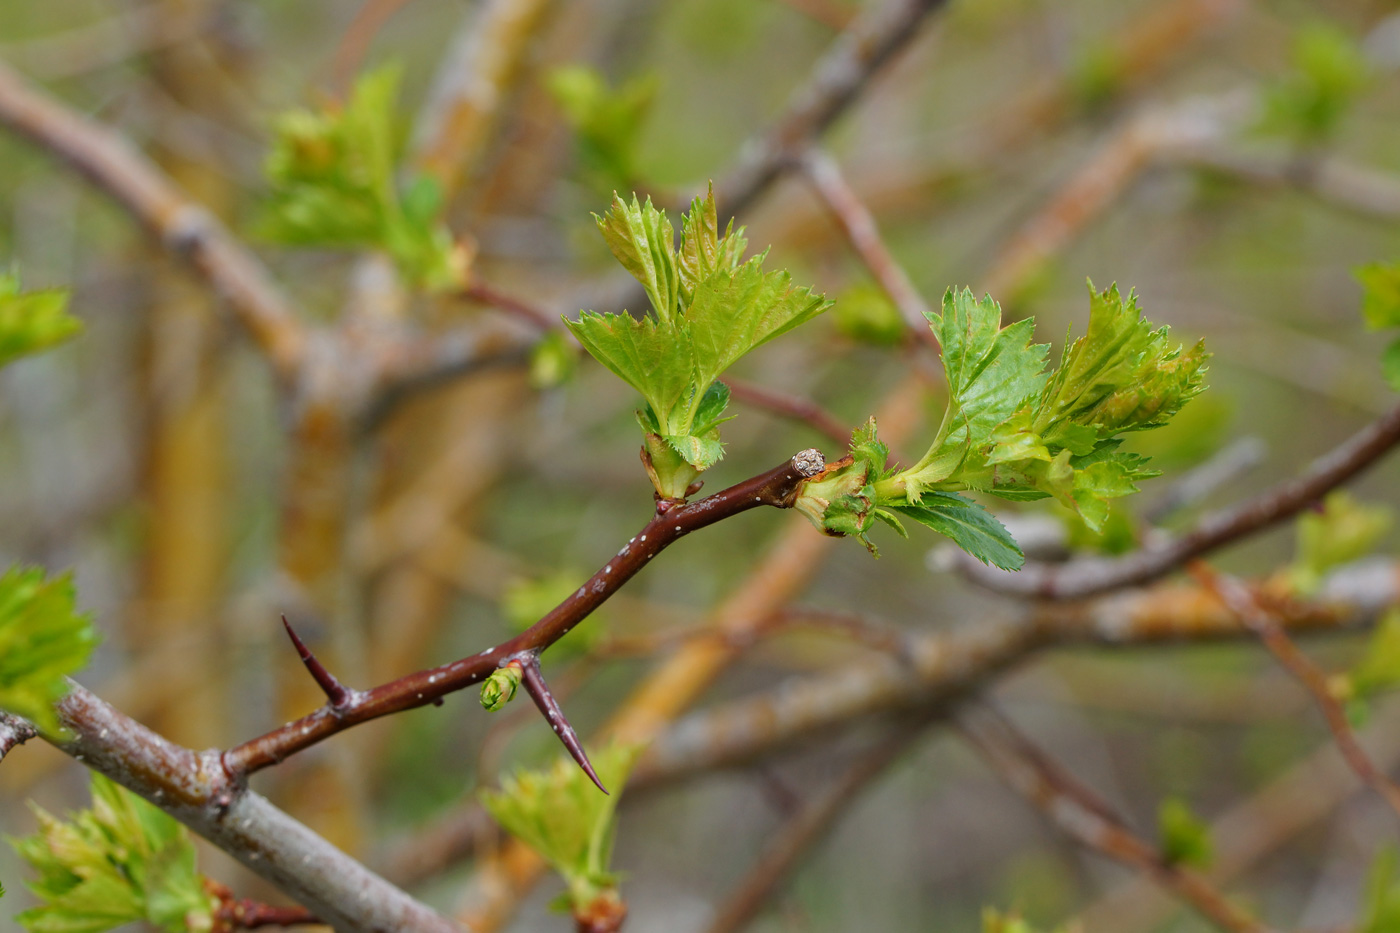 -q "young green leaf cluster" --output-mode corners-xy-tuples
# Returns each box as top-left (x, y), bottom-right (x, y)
(0, 273), (82, 369)
(796, 283), (1207, 569)
(259, 66), (466, 292)
(1157, 797), (1214, 868)
(10, 774), (214, 933)
(479, 743), (638, 917)
(0, 567), (98, 736)
(1259, 23), (1370, 142)
(547, 66), (657, 194)
(568, 190), (832, 498)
